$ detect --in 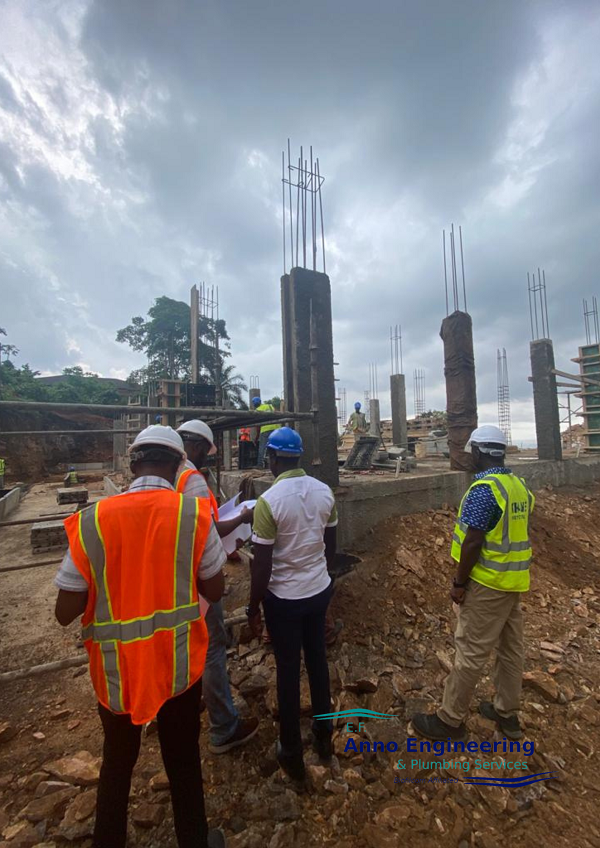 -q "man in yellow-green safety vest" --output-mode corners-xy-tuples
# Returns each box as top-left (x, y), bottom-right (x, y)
(412, 424), (534, 742)
(252, 396), (279, 468)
